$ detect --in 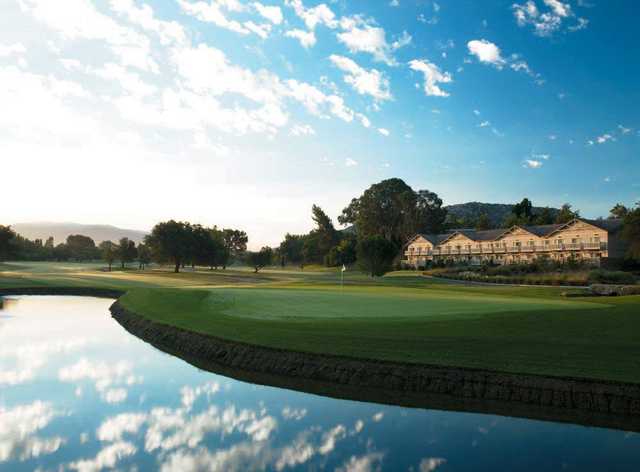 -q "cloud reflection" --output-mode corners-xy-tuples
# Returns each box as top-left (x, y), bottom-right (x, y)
(0, 401), (65, 462)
